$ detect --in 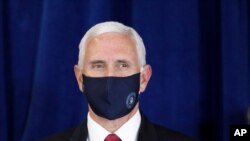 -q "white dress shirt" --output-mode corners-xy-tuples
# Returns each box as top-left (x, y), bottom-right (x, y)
(87, 110), (141, 141)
